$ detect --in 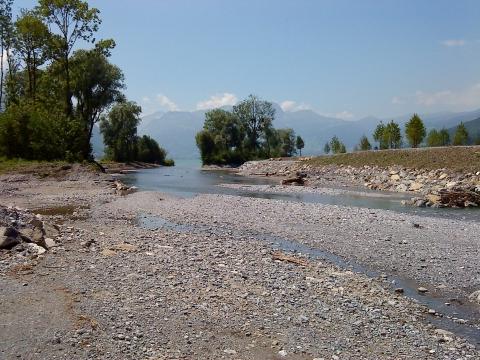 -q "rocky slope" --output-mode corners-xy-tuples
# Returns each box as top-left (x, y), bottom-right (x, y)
(237, 159), (480, 208)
